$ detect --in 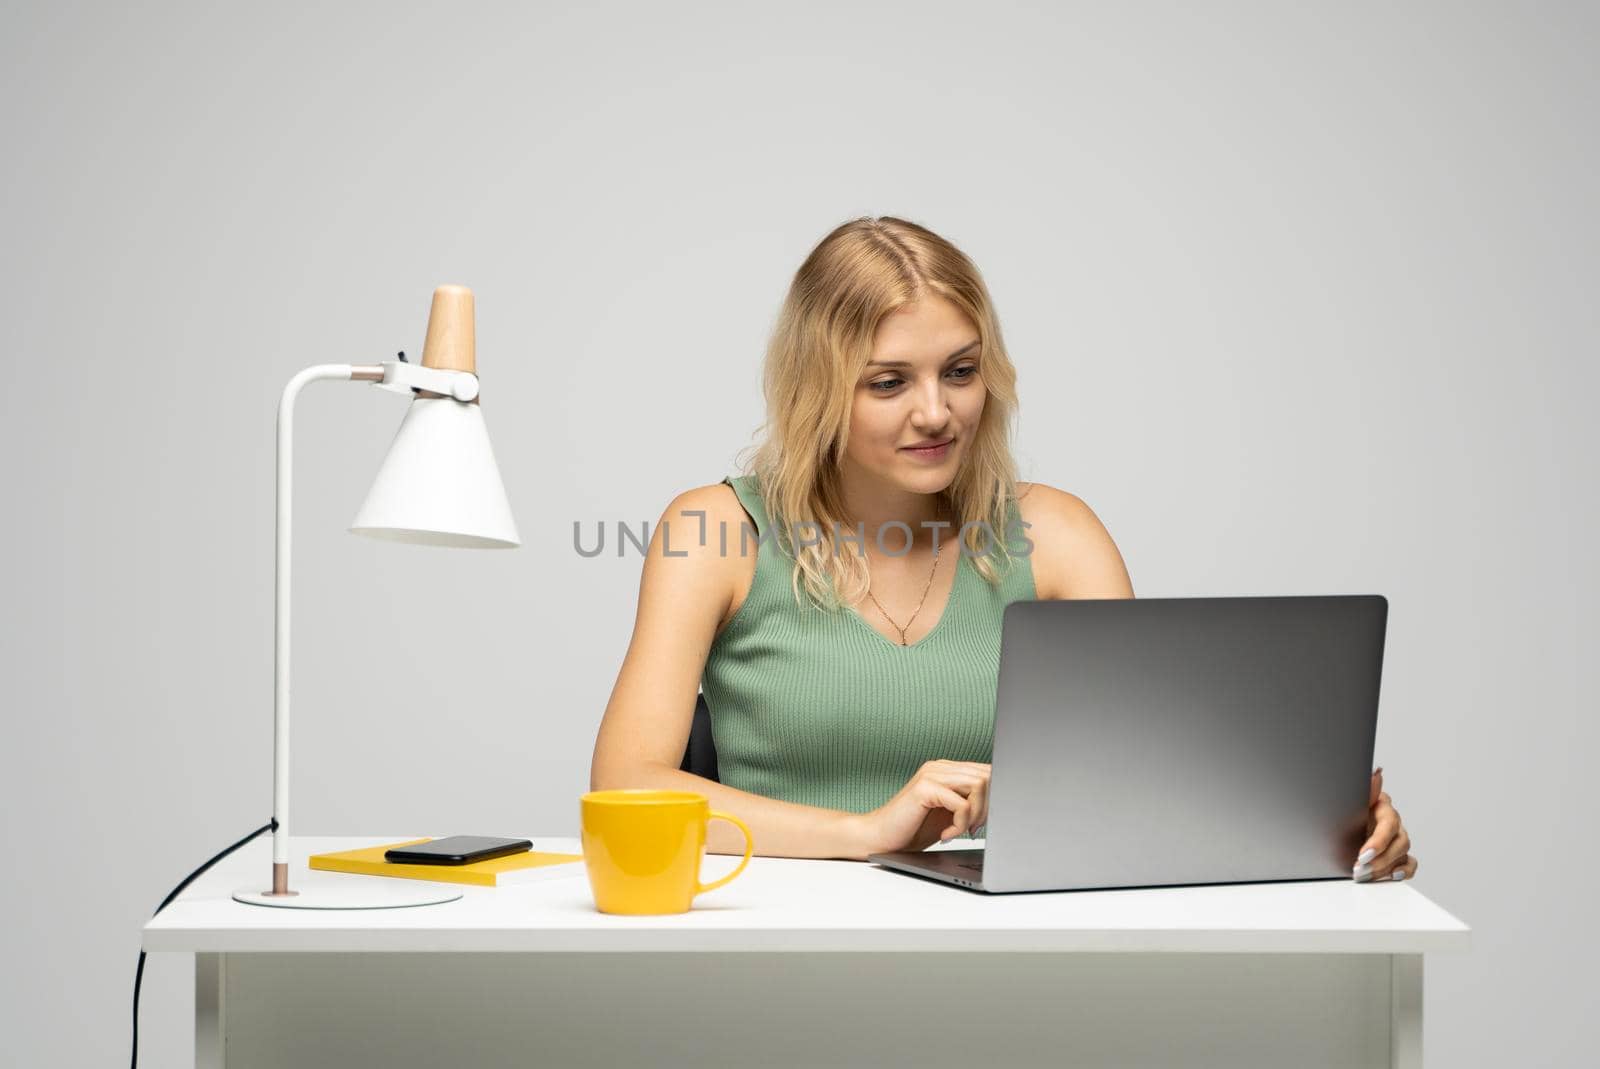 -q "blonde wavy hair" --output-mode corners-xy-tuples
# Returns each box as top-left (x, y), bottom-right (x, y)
(734, 216), (1026, 614)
